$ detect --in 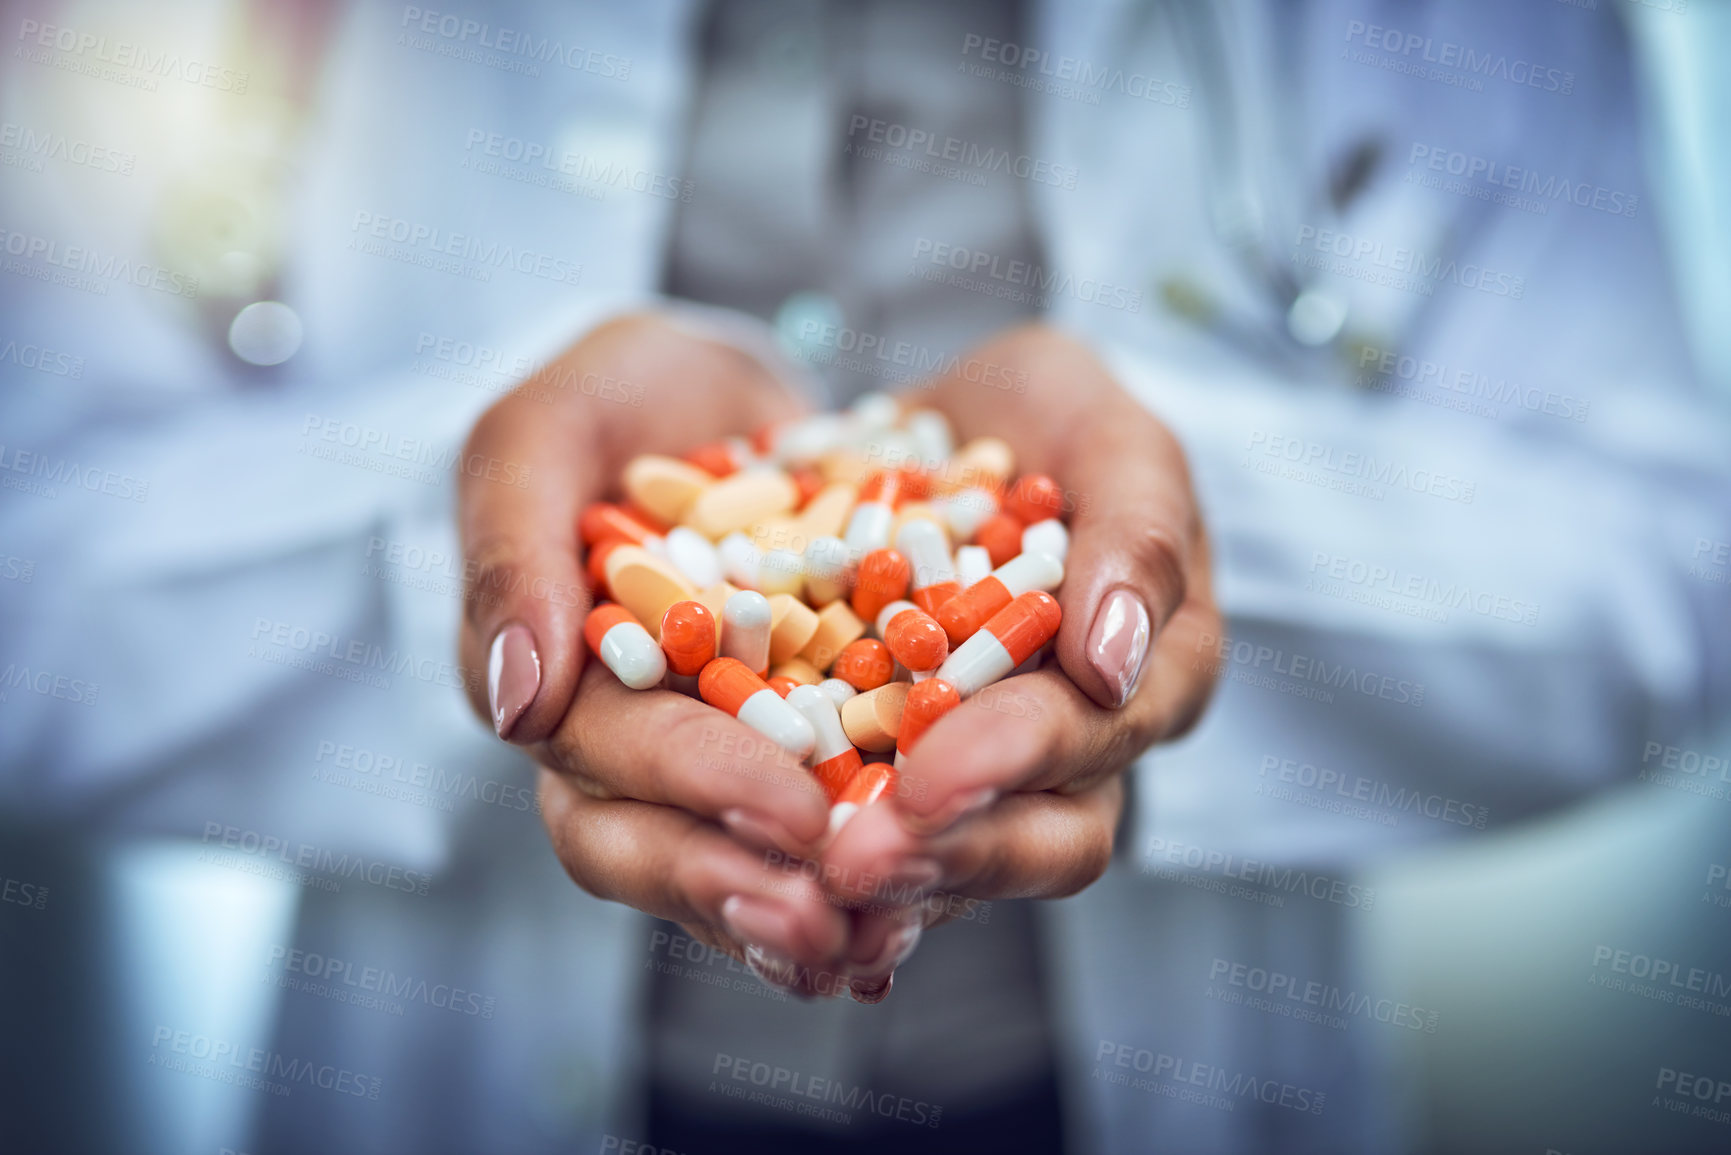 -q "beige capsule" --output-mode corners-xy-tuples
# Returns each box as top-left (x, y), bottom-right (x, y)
(683, 469), (799, 540)
(799, 482), (858, 540)
(938, 436), (1016, 495)
(622, 455), (714, 525)
(693, 582), (740, 644)
(603, 545), (698, 641)
(797, 600), (866, 673)
(770, 657), (825, 686)
(767, 593), (820, 665)
(840, 682), (909, 753)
